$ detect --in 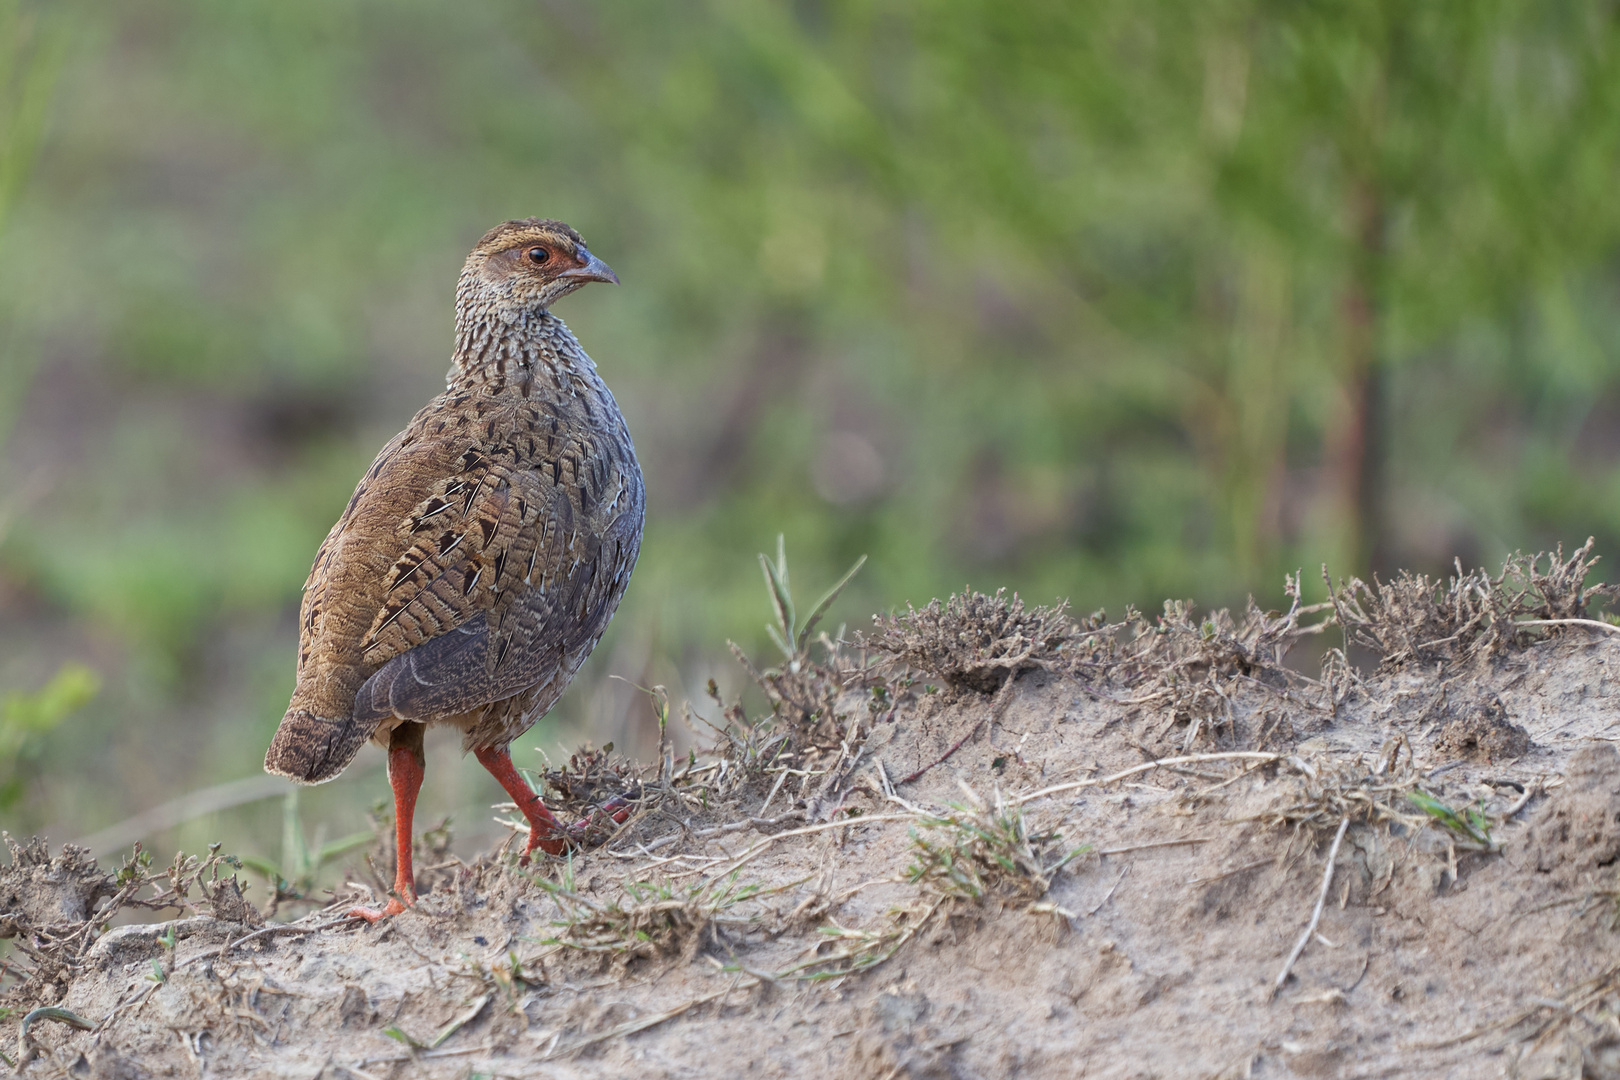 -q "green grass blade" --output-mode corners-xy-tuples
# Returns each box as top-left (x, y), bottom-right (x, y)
(798, 554), (867, 653)
(317, 831), (375, 862)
